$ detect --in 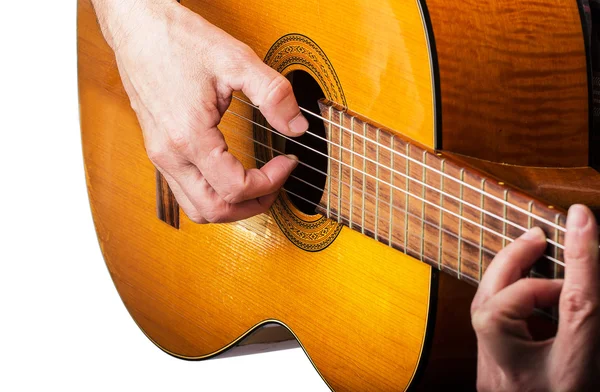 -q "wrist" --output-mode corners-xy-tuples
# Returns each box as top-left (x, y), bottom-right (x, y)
(91, 0), (179, 51)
